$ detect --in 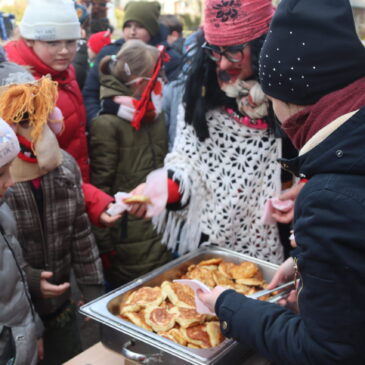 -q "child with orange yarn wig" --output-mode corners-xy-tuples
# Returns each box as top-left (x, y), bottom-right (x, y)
(0, 66), (104, 365)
